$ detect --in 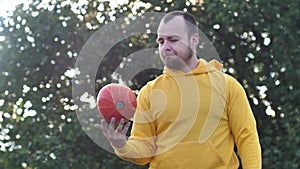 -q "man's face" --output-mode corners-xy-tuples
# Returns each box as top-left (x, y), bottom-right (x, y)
(157, 16), (193, 70)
